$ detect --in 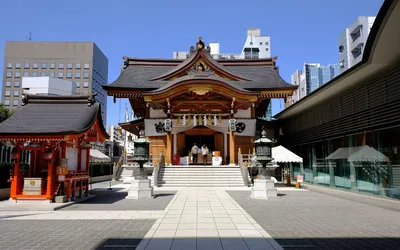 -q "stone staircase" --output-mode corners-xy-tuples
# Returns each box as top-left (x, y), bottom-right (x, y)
(151, 165), (250, 187)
